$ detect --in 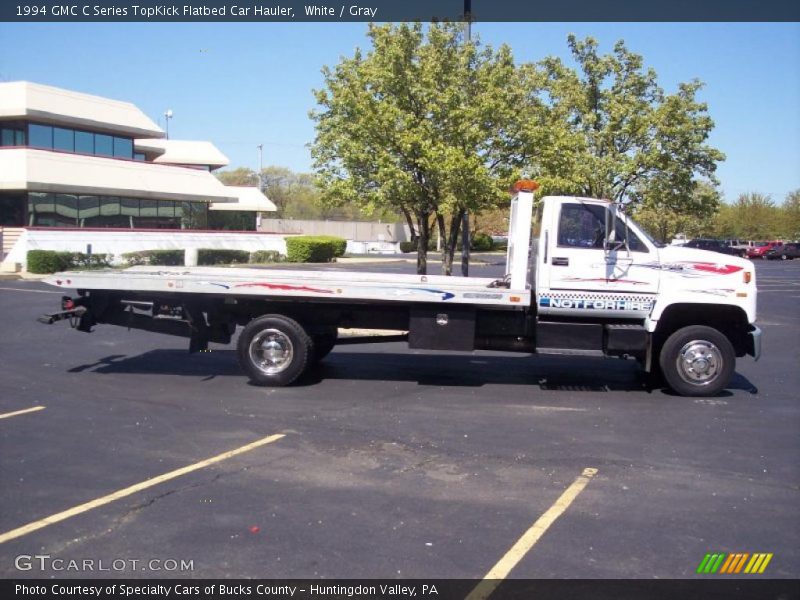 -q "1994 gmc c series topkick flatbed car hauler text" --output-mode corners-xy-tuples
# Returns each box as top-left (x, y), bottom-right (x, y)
(40, 182), (761, 397)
